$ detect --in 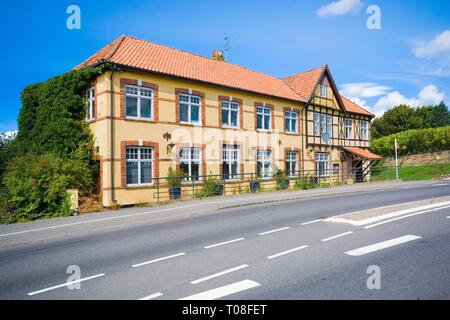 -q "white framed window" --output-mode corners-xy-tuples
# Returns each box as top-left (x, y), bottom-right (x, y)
(257, 150), (272, 179)
(125, 85), (153, 120)
(315, 153), (330, 177)
(221, 101), (239, 128)
(285, 110), (298, 134)
(126, 147), (153, 186)
(320, 84), (327, 98)
(285, 151), (298, 177)
(179, 147), (202, 181)
(345, 118), (353, 139)
(313, 112), (333, 137)
(222, 145), (240, 180)
(256, 106), (271, 131)
(86, 87), (95, 121)
(179, 94), (201, 125)
(361, 120), (369, 140)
